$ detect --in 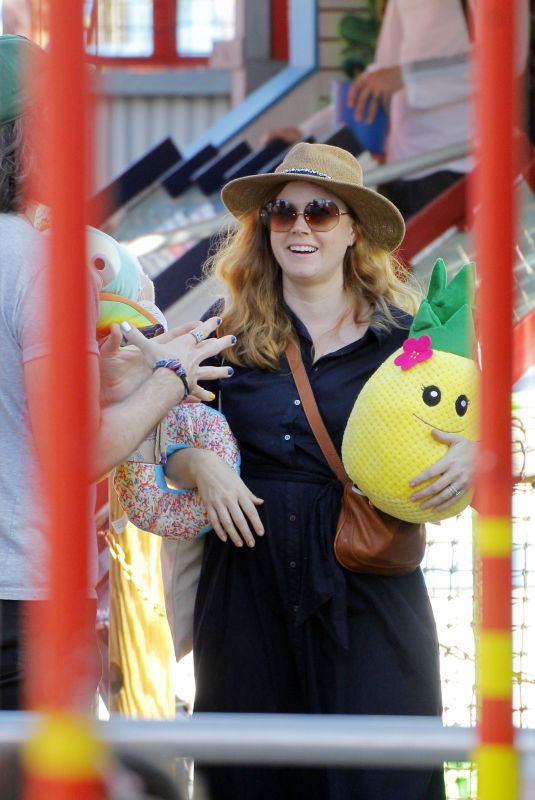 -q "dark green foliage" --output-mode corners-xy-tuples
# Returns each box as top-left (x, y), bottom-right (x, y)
(338, 1), (385, 79)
